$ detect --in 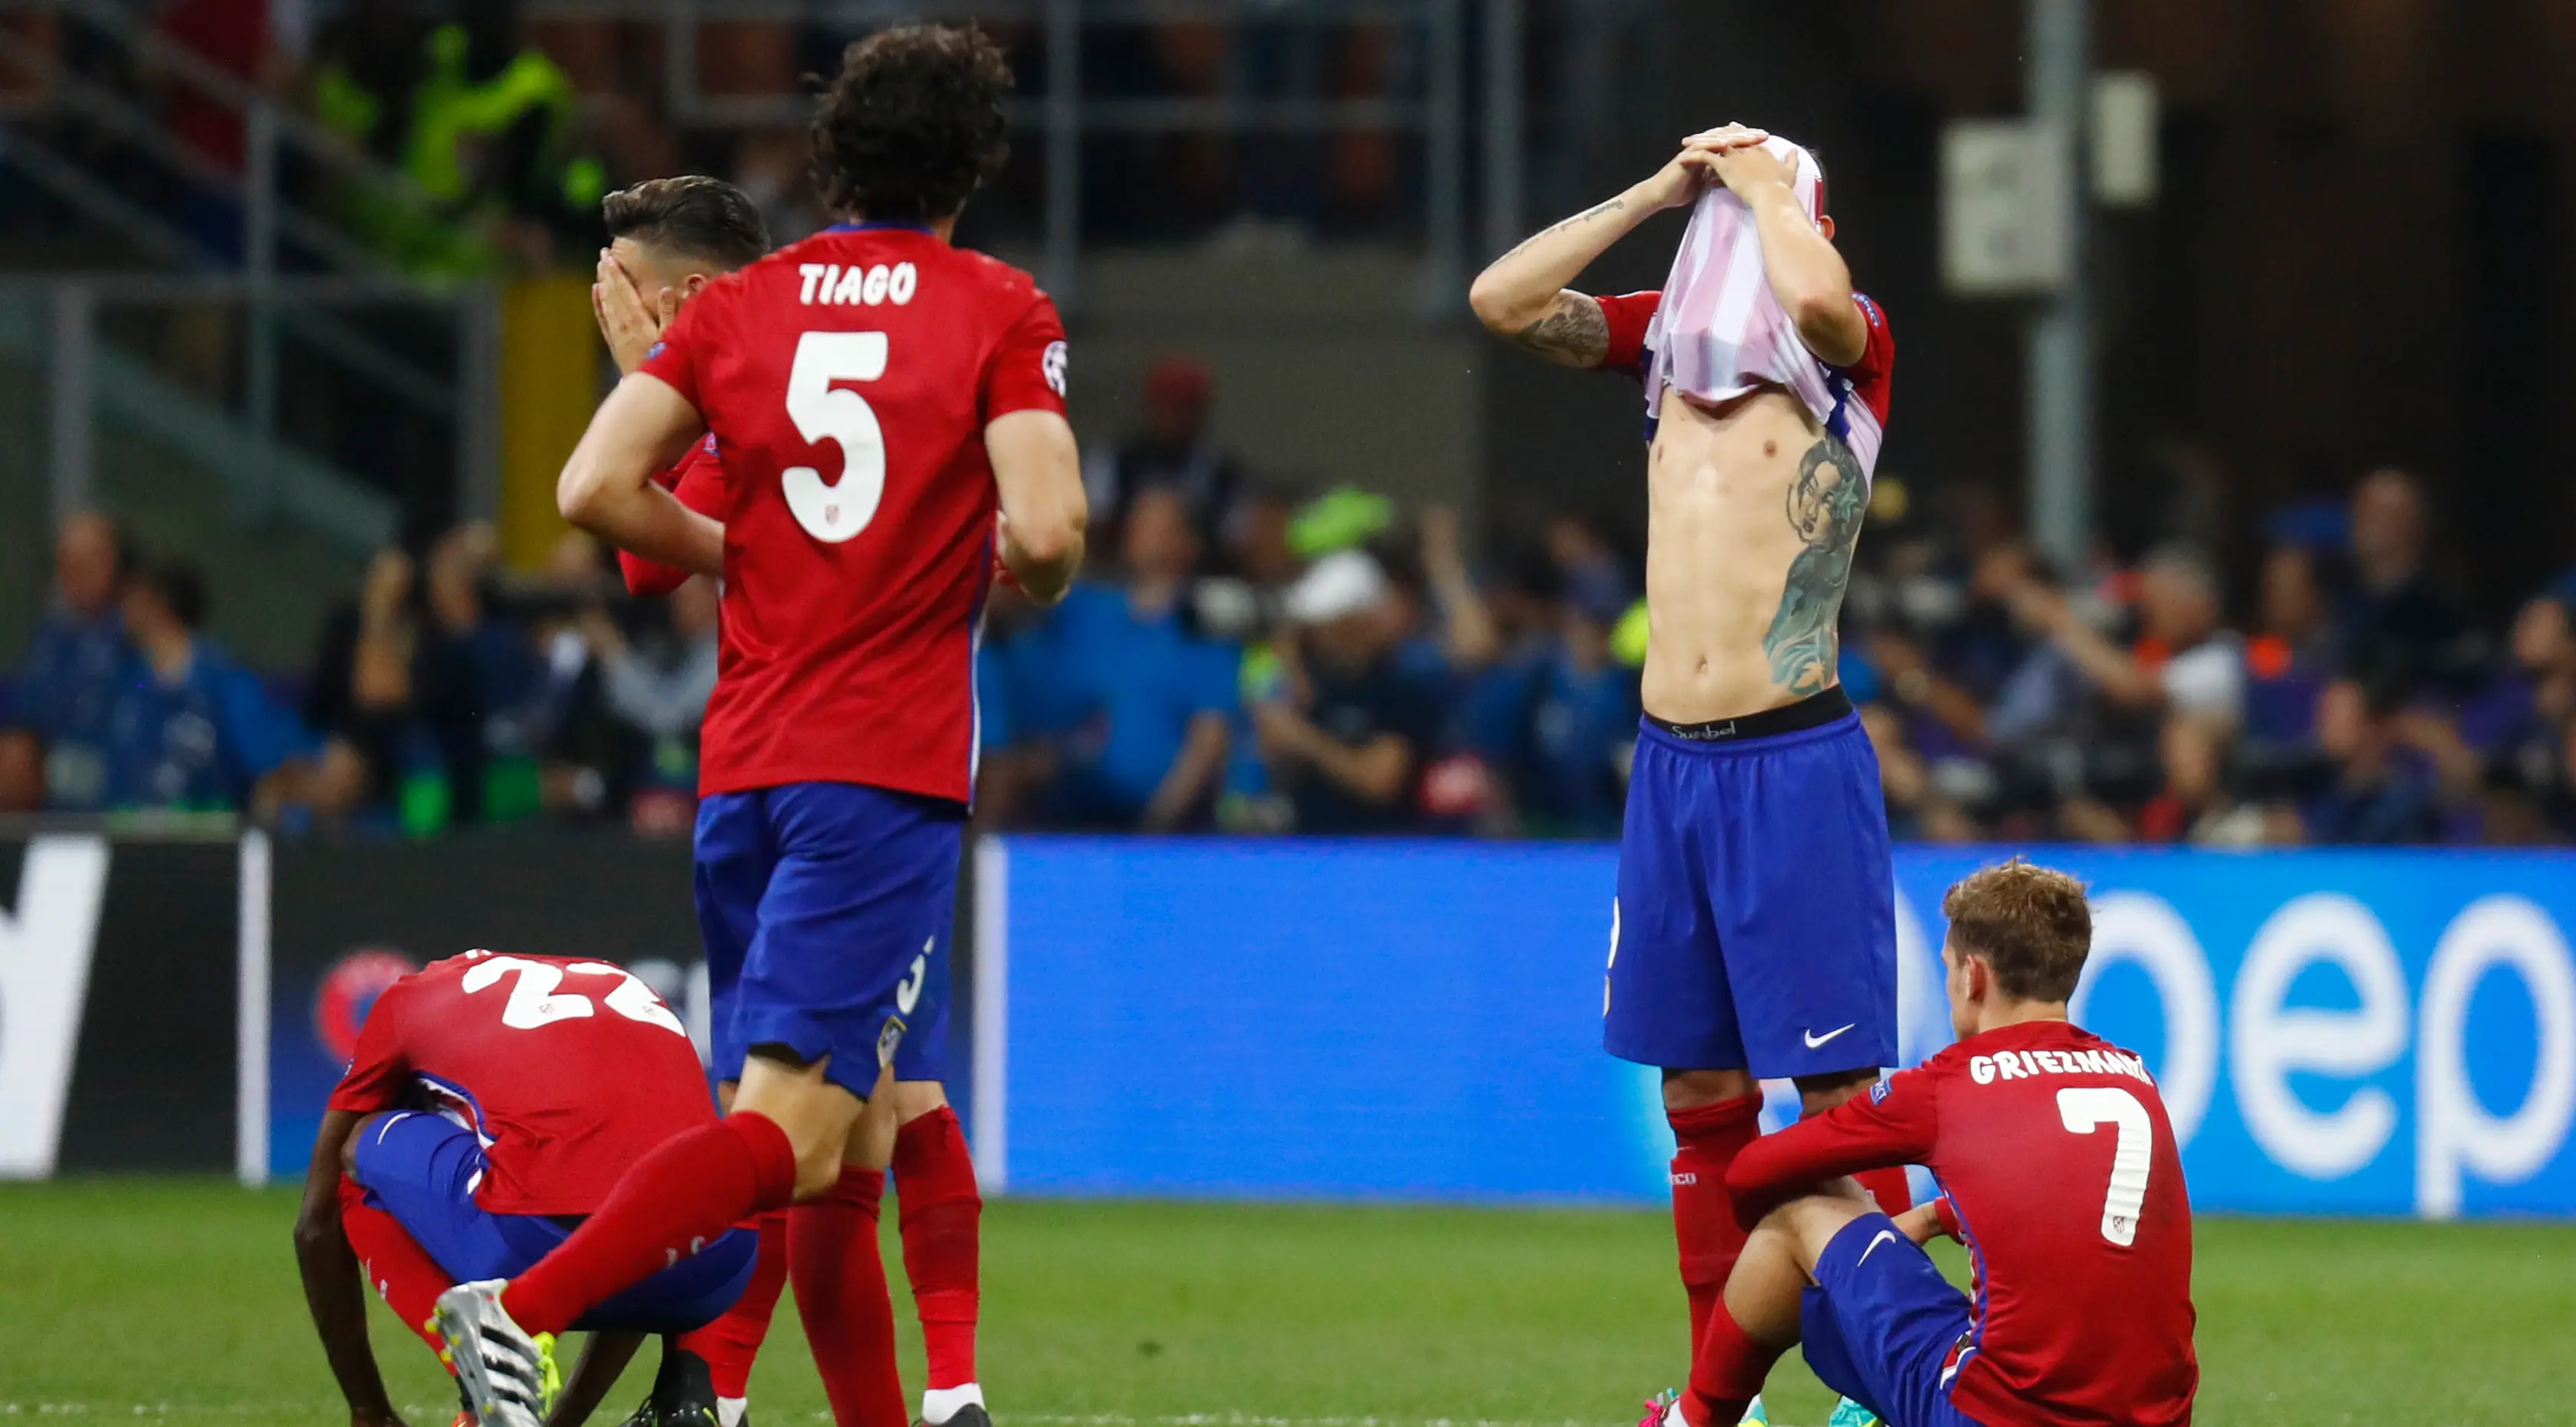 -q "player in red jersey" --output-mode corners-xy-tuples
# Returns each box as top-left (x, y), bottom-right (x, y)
(1685, 860), (2197, 1427)
(436, 27), (1086, 1427)
(594, 175), (1002, 1427)
(293, 952), (754, 1427)
(587, 176), (769, 606)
